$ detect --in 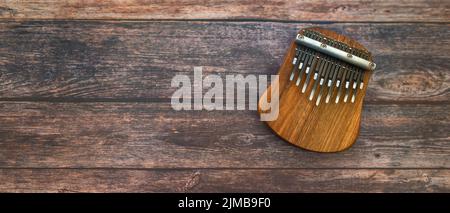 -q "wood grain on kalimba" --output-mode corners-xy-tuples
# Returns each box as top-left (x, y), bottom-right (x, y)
(259, 27), (375, 152)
